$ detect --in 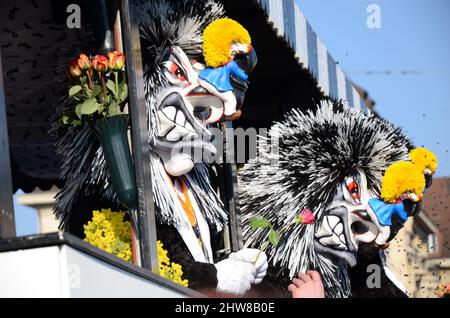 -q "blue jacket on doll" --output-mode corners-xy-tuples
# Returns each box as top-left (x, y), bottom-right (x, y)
(198, 60), (248, 92)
